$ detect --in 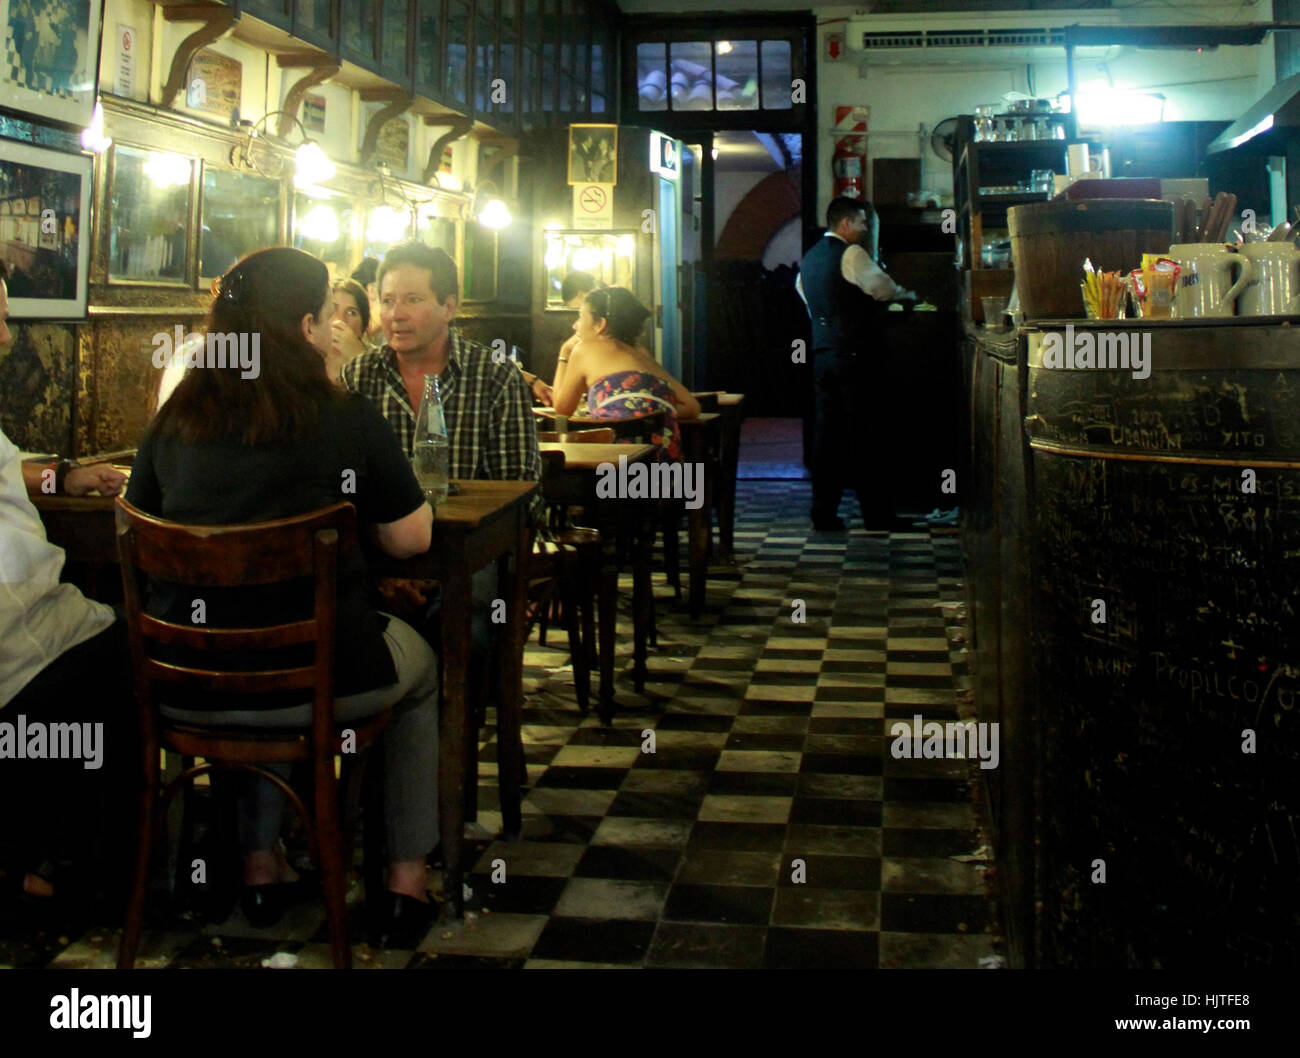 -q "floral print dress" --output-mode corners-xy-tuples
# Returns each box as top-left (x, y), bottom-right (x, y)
(586, 371), (682, 461)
